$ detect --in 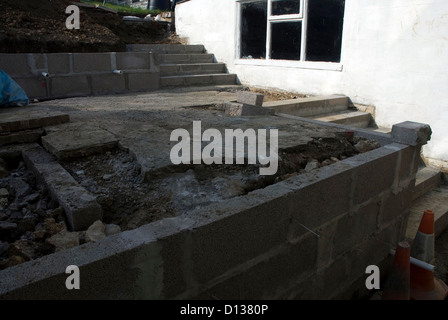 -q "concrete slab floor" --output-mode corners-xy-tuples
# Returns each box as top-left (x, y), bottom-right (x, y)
(0, 87), (382, 272)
